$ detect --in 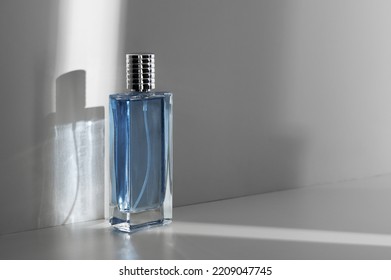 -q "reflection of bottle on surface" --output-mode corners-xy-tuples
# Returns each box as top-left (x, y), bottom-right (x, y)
(109, 54), (173, 232)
